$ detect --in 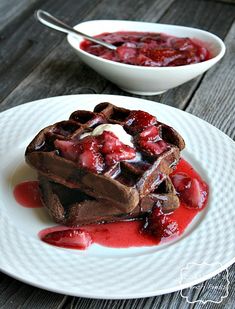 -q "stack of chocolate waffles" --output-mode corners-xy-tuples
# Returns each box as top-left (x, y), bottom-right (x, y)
(25, 103), (185, 226)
